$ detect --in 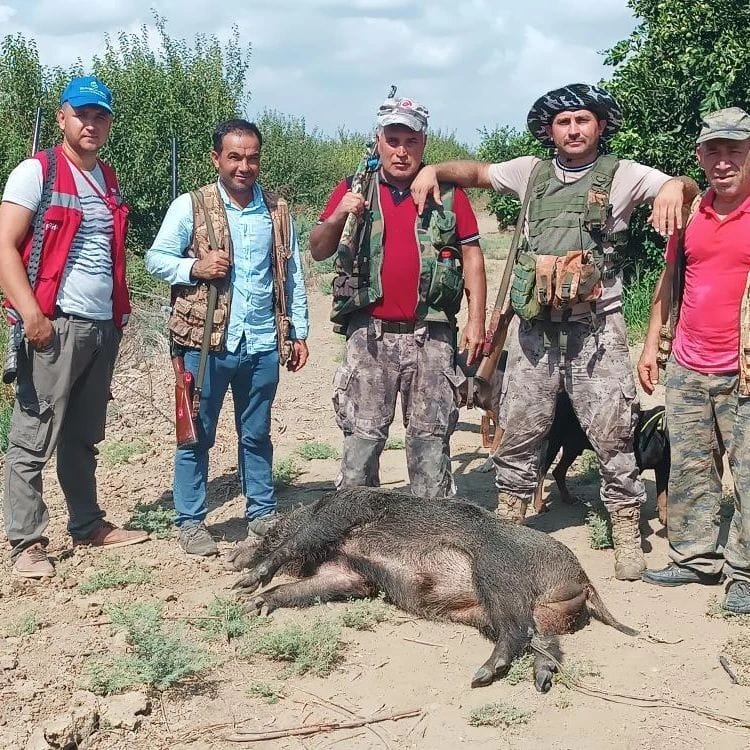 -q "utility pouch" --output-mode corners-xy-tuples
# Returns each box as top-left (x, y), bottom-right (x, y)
(422, 253), (464, 314)
(510, 251), (541, 320)
(535, 255), (558, 306)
